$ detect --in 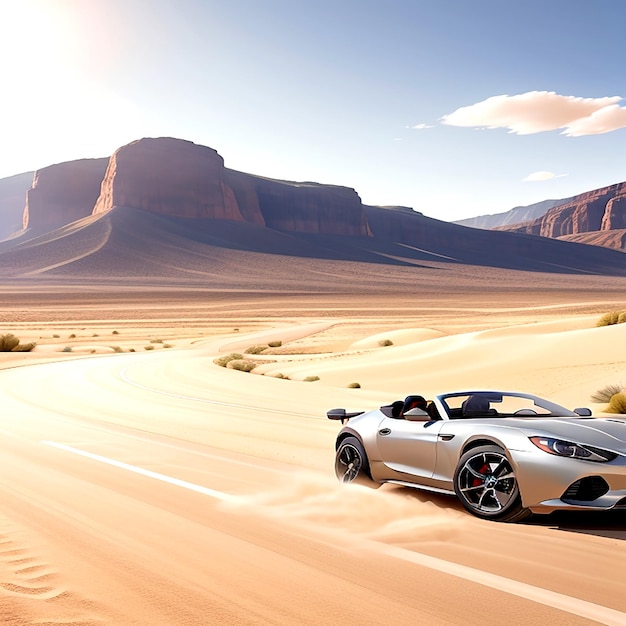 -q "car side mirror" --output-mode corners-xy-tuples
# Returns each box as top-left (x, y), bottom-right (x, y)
(574, 407), (592, 416)
(404, 407), (431, 422)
